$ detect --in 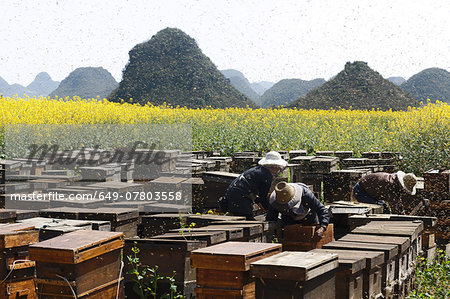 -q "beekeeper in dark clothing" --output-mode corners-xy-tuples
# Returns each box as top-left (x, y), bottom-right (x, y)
(266, 181), (330, 239)
(221, 151), (288, 220)
(353, 171), (417, 213)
